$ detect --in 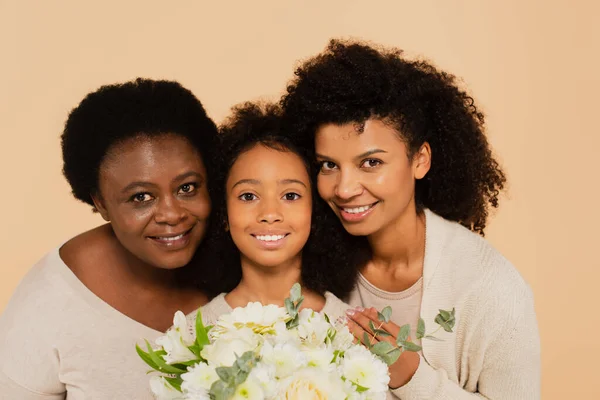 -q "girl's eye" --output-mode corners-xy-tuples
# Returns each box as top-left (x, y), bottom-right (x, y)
(178, 183), (197, 194)
(319, 161), (338, 172)
(283, 193), (301, 201)
(132, 193), (153, 203)
(361, 159), (382, 168)
(239, 193), (257, 202)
